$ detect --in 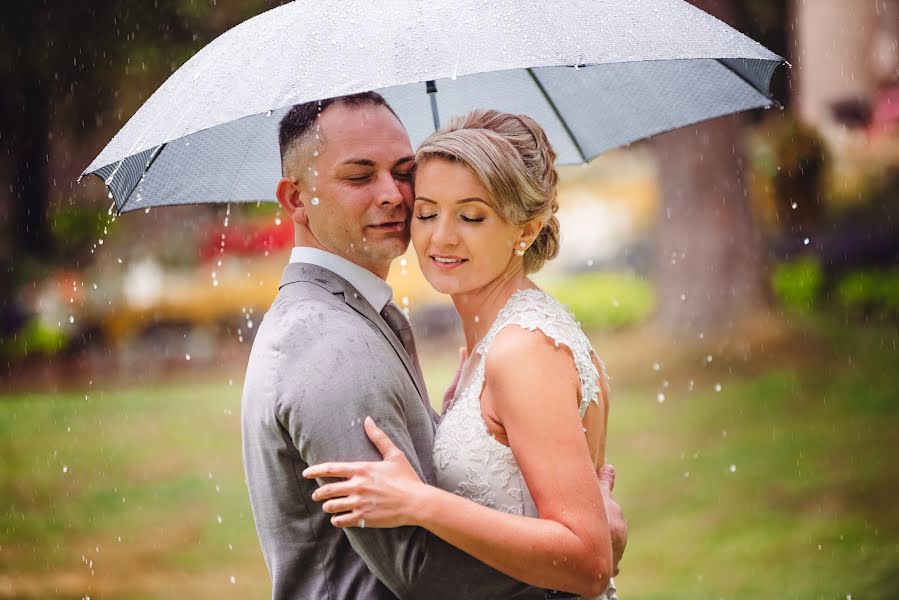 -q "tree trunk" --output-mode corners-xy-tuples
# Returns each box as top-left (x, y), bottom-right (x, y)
(652, 0), (770, 336)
